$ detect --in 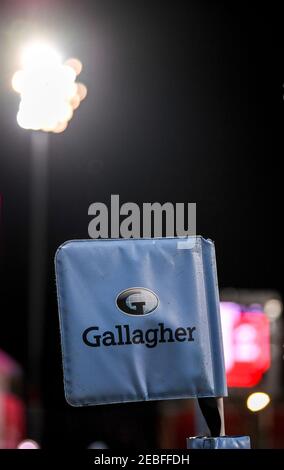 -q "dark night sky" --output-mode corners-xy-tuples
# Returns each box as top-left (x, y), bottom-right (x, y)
(0, 1), (283, 447)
